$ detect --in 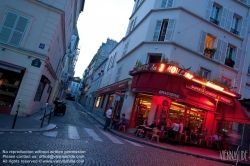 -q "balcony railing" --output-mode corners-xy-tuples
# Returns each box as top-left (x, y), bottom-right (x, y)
(230, 28), (239, 35)
(210, 17), (219, 25)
